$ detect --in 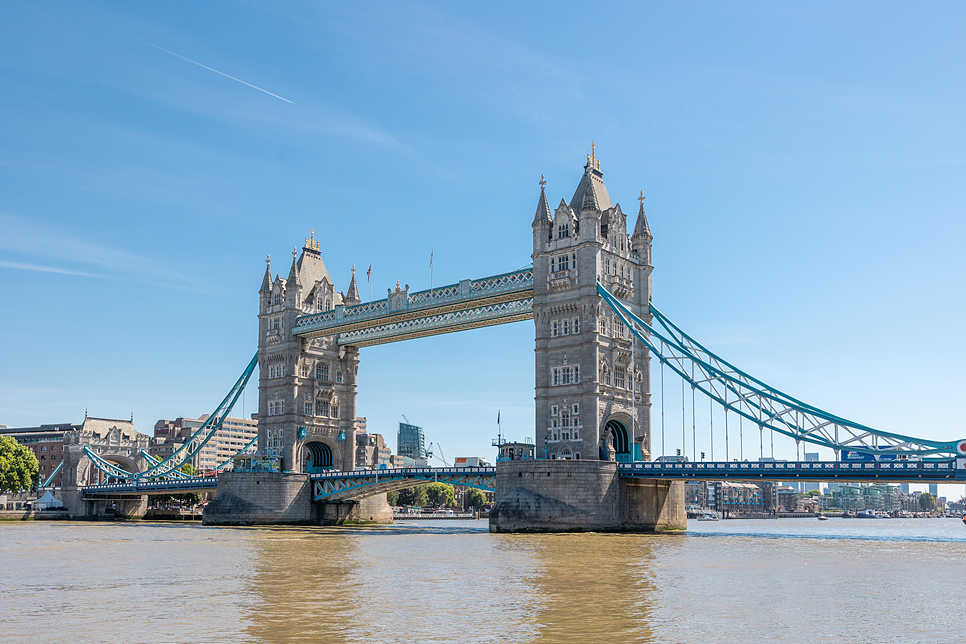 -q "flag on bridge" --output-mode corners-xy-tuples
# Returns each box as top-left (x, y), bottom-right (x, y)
(367, 264), (371, 281)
